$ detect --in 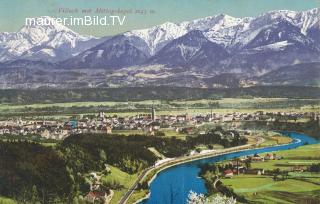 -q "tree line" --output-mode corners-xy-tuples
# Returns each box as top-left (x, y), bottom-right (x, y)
(0, 86), (319, 104)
